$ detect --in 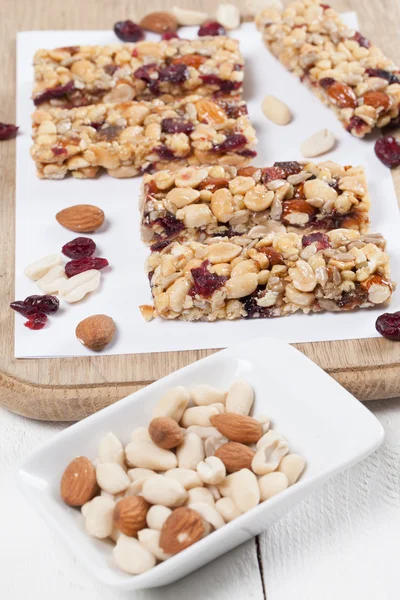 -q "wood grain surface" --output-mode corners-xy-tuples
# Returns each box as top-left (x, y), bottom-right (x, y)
(1, 0), (400, 421)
